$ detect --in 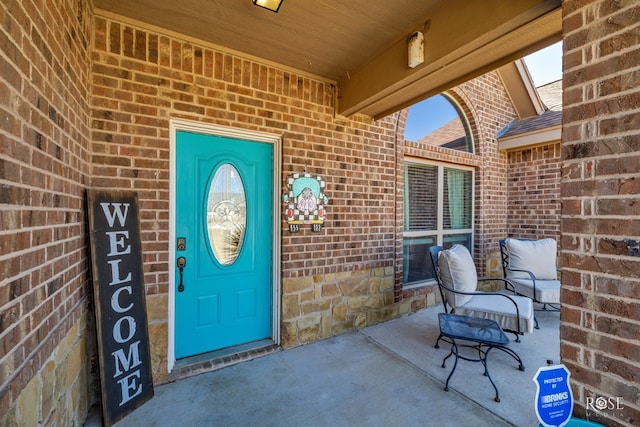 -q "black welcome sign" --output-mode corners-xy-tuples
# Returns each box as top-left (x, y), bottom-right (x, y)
(87, 190), (154, 426)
